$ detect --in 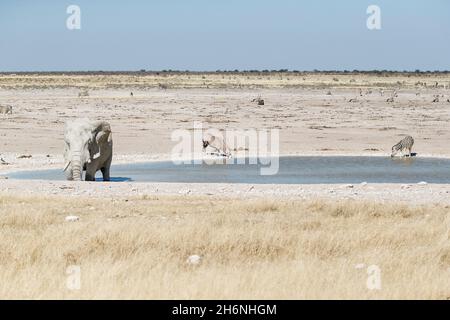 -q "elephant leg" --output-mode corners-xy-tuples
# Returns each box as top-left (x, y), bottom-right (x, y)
(85, 172), (96, 181)
(85, 166), (96, 181)
(101, 157), (112, 182)
(101, 167), (110, 182)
